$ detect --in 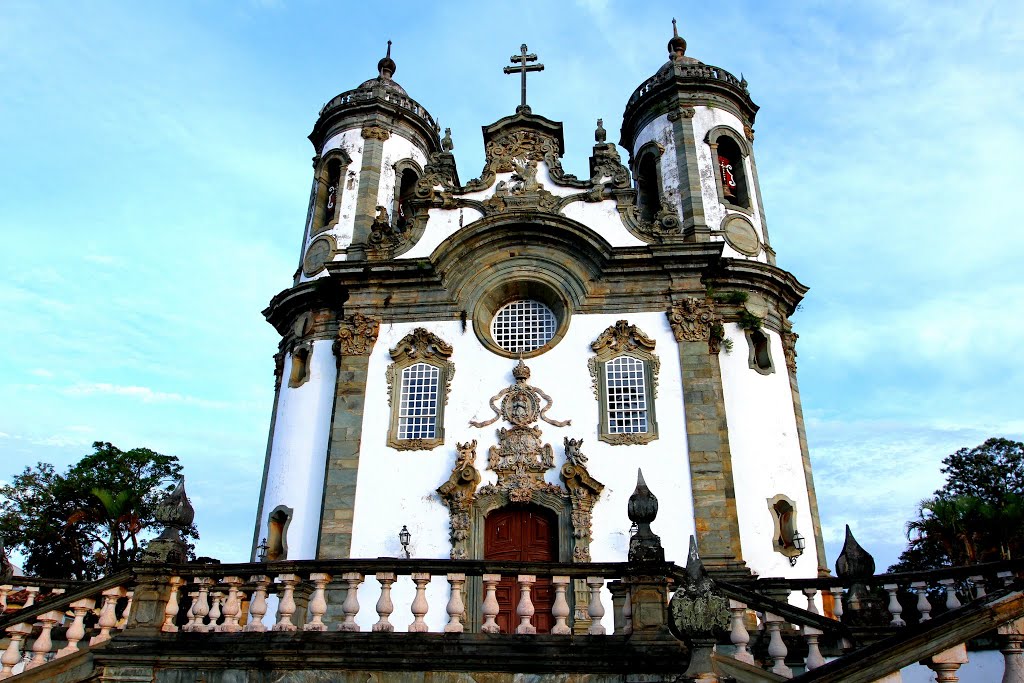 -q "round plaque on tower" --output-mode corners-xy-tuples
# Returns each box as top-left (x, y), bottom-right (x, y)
(721, 215), (761, 257)
(302, 236), (335, 276)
